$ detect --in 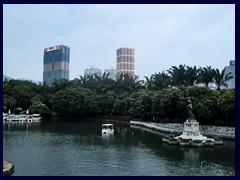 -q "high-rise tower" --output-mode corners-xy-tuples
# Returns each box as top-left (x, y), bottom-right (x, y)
(84, 66), (102, 77)
(104, 67), (116, 80)
(43, 44), (70, 84)
(116, 48), (135, 76)
(224, 60), (235, 89)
